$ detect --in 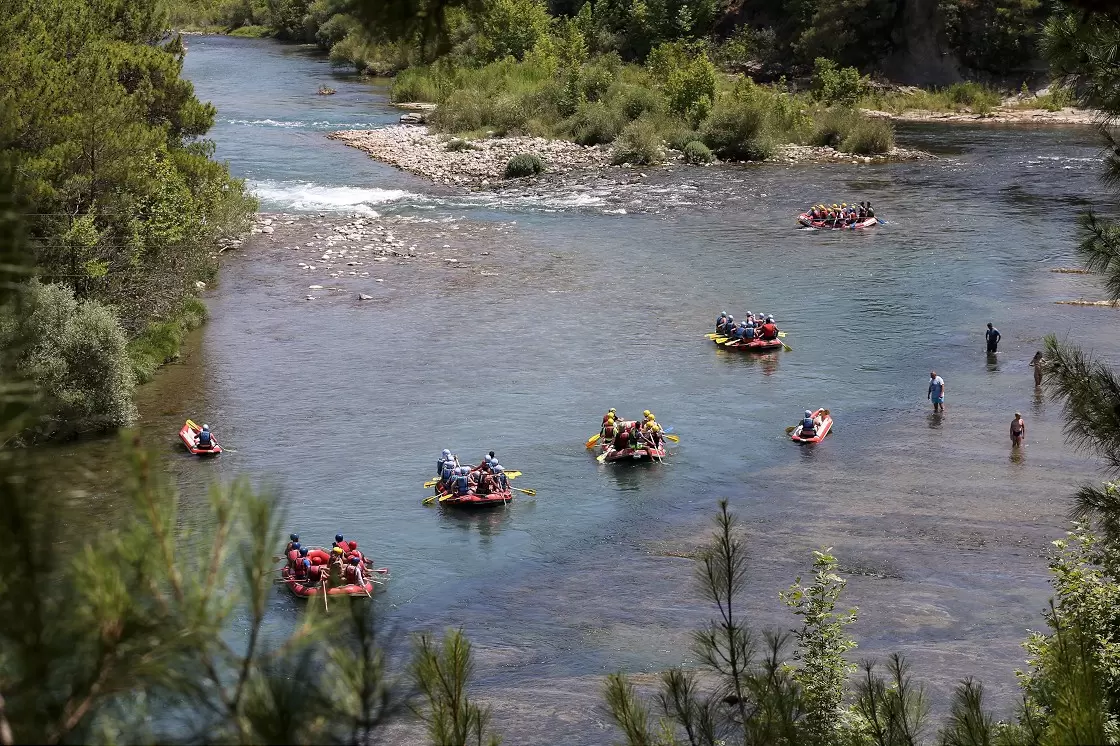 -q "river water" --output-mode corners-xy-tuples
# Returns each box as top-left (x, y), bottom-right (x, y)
(66, 34), (1120, 741)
